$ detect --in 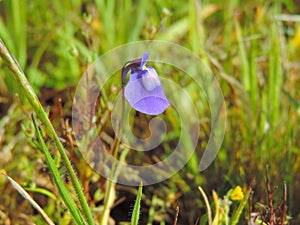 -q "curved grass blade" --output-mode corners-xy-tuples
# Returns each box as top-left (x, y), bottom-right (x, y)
(198, 186), (212, 225)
